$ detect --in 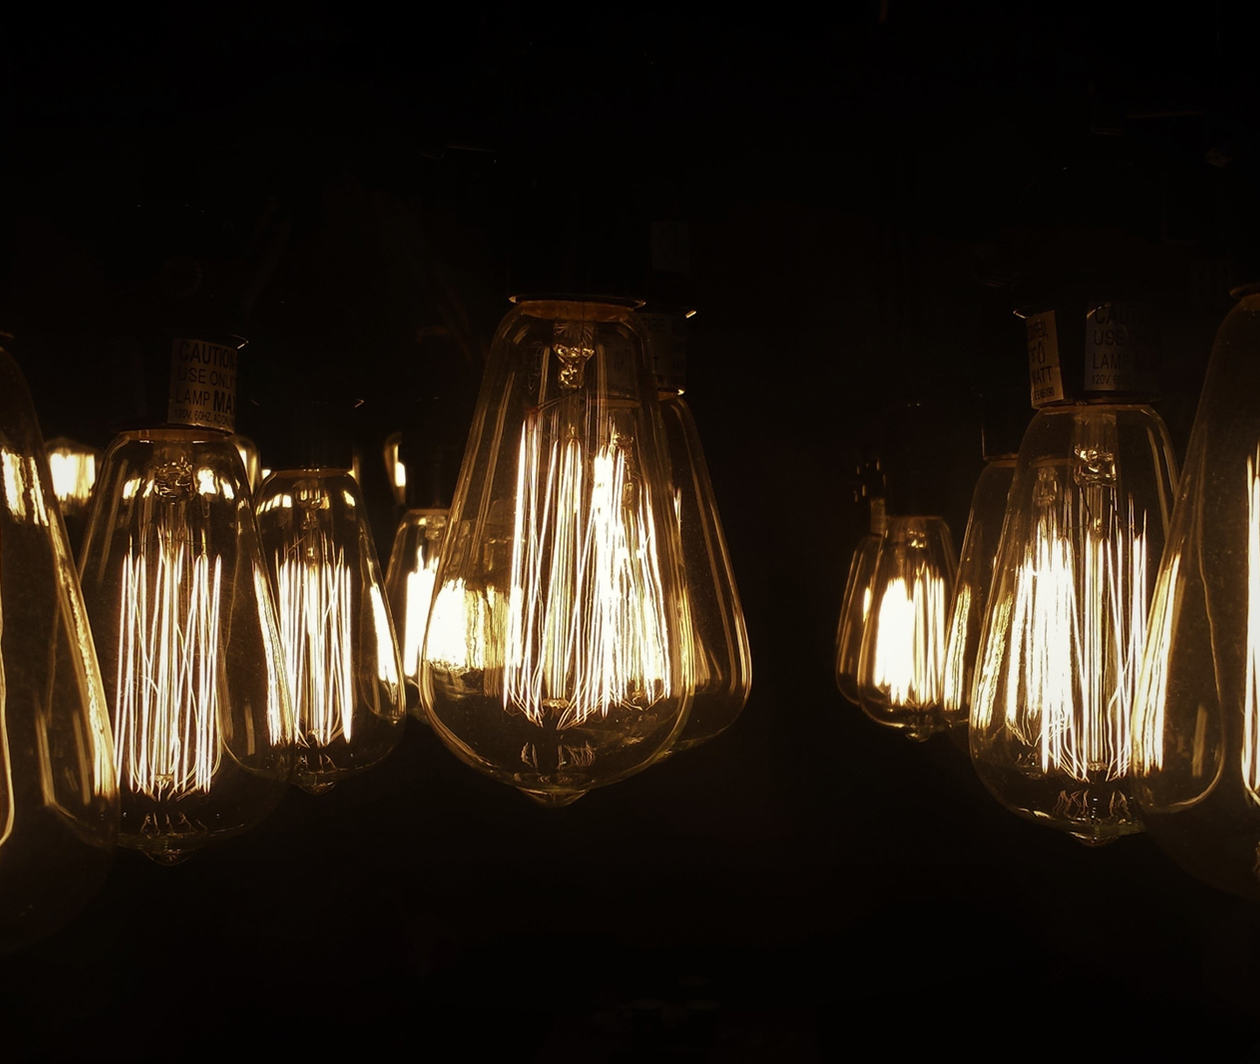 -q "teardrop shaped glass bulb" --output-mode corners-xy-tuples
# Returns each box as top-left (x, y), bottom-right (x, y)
(970, 402), (1178, 845)
(385, 507), (449, 720)
(658, 392), (751, 754)
(941, 455), (1016, 730)
(1133, 288), (1260, 899)
(78, 428), (294, 863)
(256, 469), (406, 793)
(855, 513), (956, 740)
(835, 499), (886, 705)
(0, 343), (118, 954)
(420, 298), (693, 806)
